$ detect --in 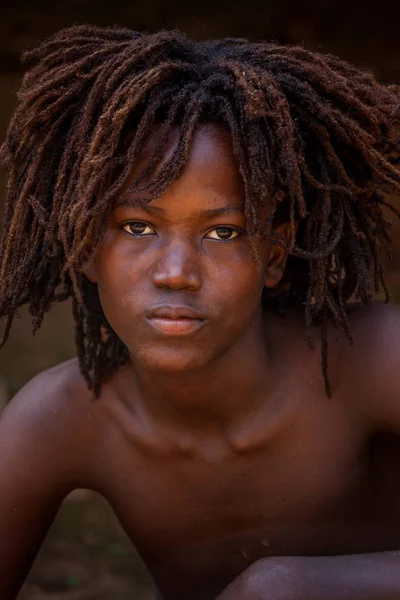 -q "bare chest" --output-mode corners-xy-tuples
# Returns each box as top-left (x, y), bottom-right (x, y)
(94, 388), (400, 600)
(101, 404), (392, 596)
